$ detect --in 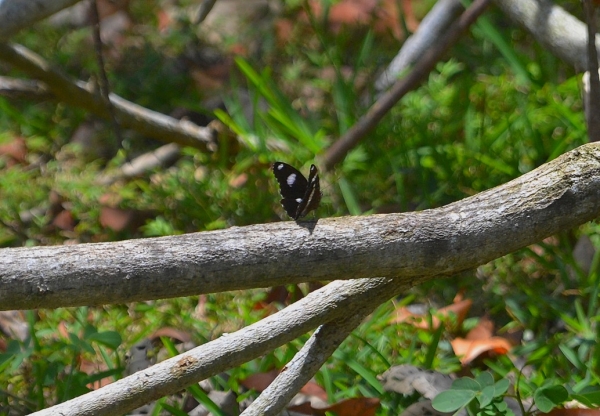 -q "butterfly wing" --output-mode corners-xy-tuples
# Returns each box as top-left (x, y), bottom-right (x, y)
(295, 164), (321, 219)
(272, 162), (309, 219)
